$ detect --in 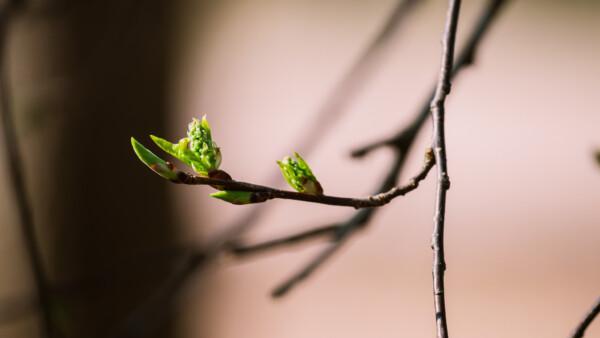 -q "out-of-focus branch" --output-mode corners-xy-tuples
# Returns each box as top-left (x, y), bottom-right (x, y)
(429, 0), (461, 337)
(570, 297), (600, 338)
(229, 224), (341, 257)
(292, 0), (421, 158)
(0, 2), (55, 338)
(270, 0), (508, 298)
(352, 0), (508, 158)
